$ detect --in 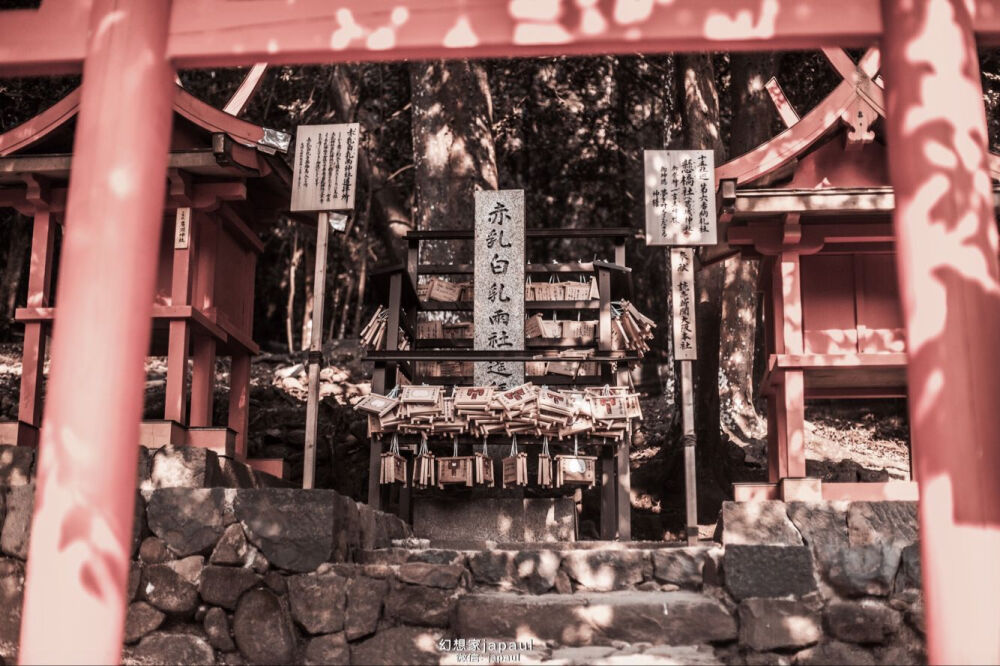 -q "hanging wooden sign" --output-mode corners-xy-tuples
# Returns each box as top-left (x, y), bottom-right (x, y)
(437, 456), (476, 488)
(291, 123), (360, 211)
(670, 247), (698, 360)
(555, 455), (597, 488)
(644, 150), (717, 246)
(174, 207), (191, 249)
